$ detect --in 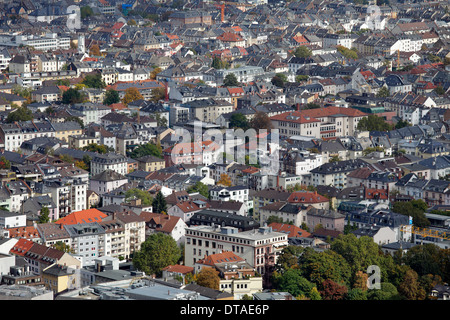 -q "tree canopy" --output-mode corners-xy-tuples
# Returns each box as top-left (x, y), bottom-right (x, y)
(103, 89), (120, 106)
(6, 106), (33, 123)
(132, 233), (181, 276)
(128, 142), (162, 159)
(223, 73), (239, 87)
(357, 114), (394, 132)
